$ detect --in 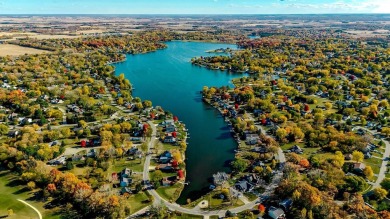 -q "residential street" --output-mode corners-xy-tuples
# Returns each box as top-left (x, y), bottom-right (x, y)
(357, 126), (390, 189)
